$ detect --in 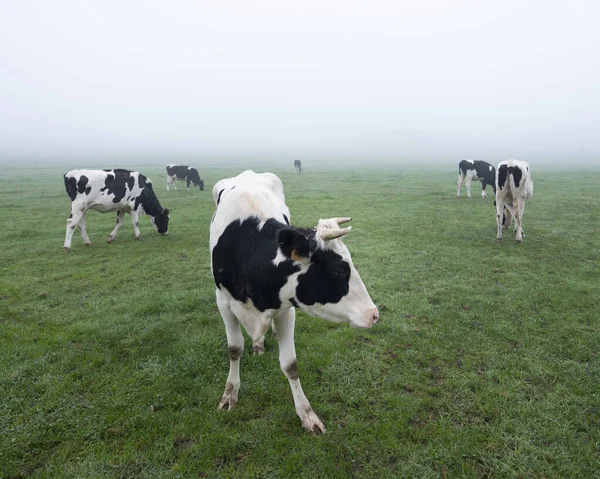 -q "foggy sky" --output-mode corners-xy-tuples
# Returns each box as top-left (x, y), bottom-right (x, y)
(1, 1), (599, 165)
